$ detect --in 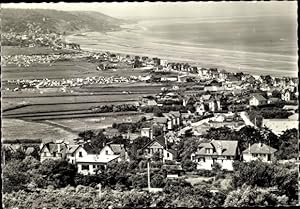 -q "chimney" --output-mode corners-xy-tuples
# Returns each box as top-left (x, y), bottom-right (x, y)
(216, 143), (222, 155)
